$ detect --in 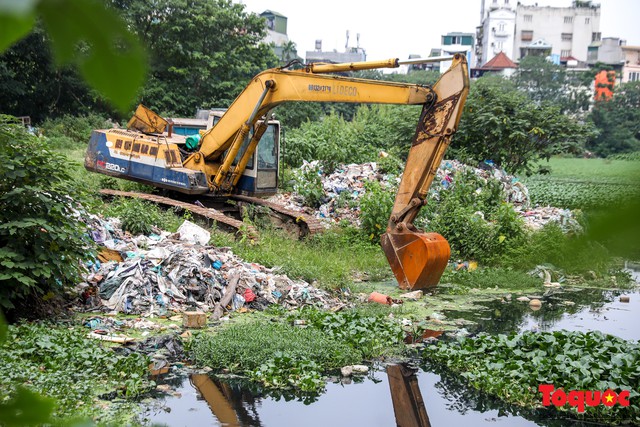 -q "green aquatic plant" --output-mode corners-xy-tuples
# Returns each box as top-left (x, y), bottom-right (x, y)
(424, 330), (639, 424)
